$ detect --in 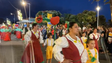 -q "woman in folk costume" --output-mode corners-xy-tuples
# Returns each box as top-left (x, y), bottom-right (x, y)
(14, 26), (23, 39)
(81, 39), (100, 63)
(89, 28), (100, 52)
(81, 32), (87, 49)
(43, 33), (54, 63)
(20, 23), (44, 63)
(1, 26), (6, 40)
(4, 26), (11, 41)
(53, 22), (84, 63)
